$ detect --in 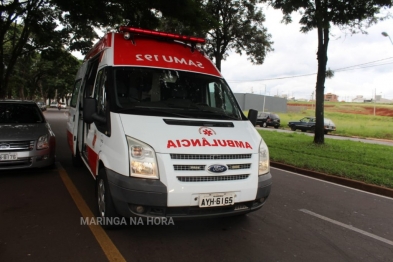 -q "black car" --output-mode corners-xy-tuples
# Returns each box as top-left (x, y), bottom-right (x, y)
(256, 112), (280, 129)
(288, 117), (336, 134)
